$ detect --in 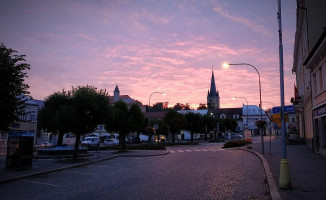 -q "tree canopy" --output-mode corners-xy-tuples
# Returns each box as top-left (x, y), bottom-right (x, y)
(0, 43), (30, 131)
(163, 109), (185, 144)
(37, 85), (111, 158)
